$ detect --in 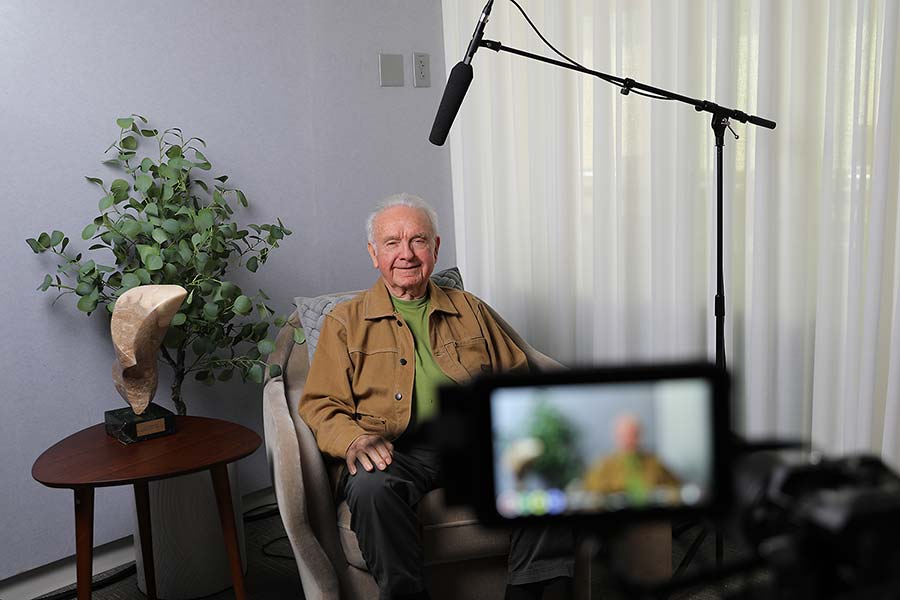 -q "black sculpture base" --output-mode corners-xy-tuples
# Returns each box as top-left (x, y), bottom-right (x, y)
(104, 402), (176, 445)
